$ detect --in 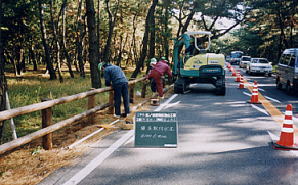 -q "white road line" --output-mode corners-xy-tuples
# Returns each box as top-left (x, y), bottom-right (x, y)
(164, 101), (181, 109)
(264, 96), (281, 103)
(68, 120), (120, 149)
(250, 104), (269, 115)
(243, 92), (251, 96)
(258, 88), (265, 92)
(183, 90), (191, 94)
(154, 94), (178, 111)
(267, 131), (279, 141)
(62, 130), (134, 185)
(63, 94), (178, 185)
